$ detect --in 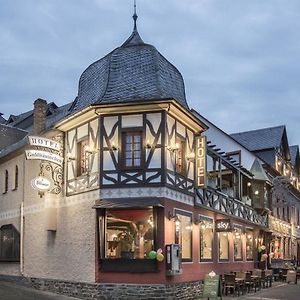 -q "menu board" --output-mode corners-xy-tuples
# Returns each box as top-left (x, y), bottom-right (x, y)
(202, 274), (222, 299)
